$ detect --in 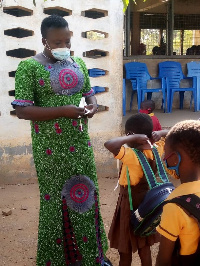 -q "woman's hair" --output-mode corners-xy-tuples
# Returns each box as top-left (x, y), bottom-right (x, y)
(41, 15), (68, 38)
(140, 100), (155, 113)
(166, 120), (200, 164)
(125, 113), (153, 138)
